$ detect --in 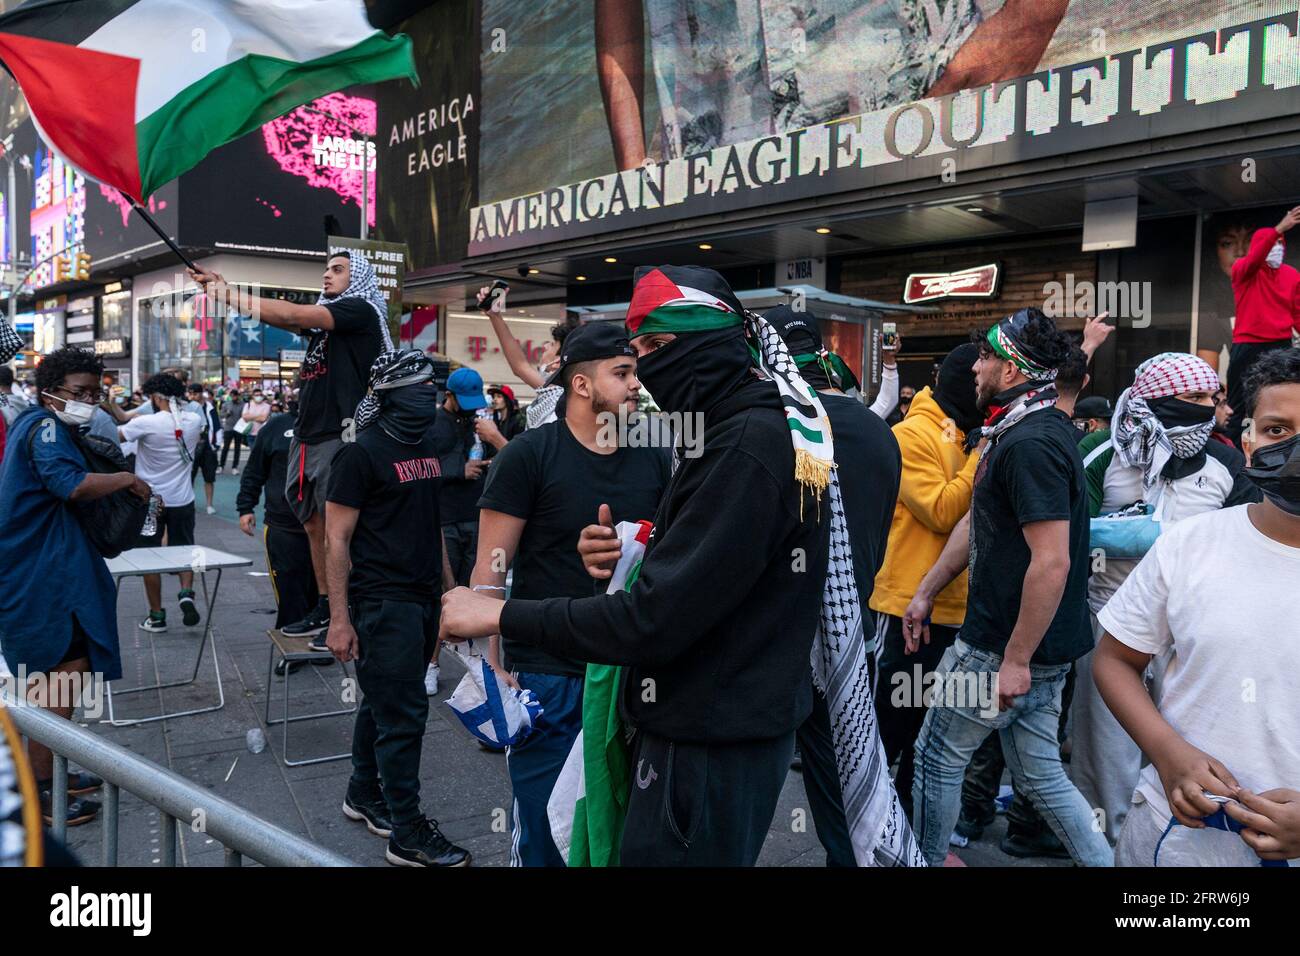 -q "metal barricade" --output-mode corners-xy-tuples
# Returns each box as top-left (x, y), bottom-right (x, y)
(4, 696), (354, 867)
